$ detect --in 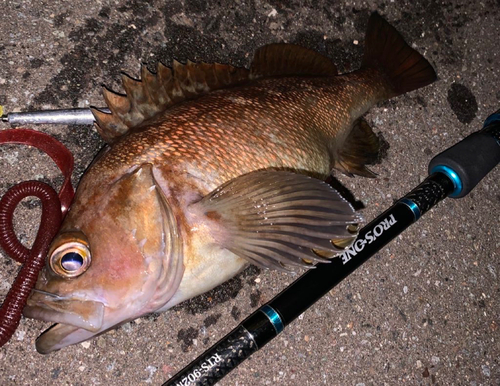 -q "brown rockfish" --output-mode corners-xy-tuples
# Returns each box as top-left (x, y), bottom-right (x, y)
(24, 13), (436, 353)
